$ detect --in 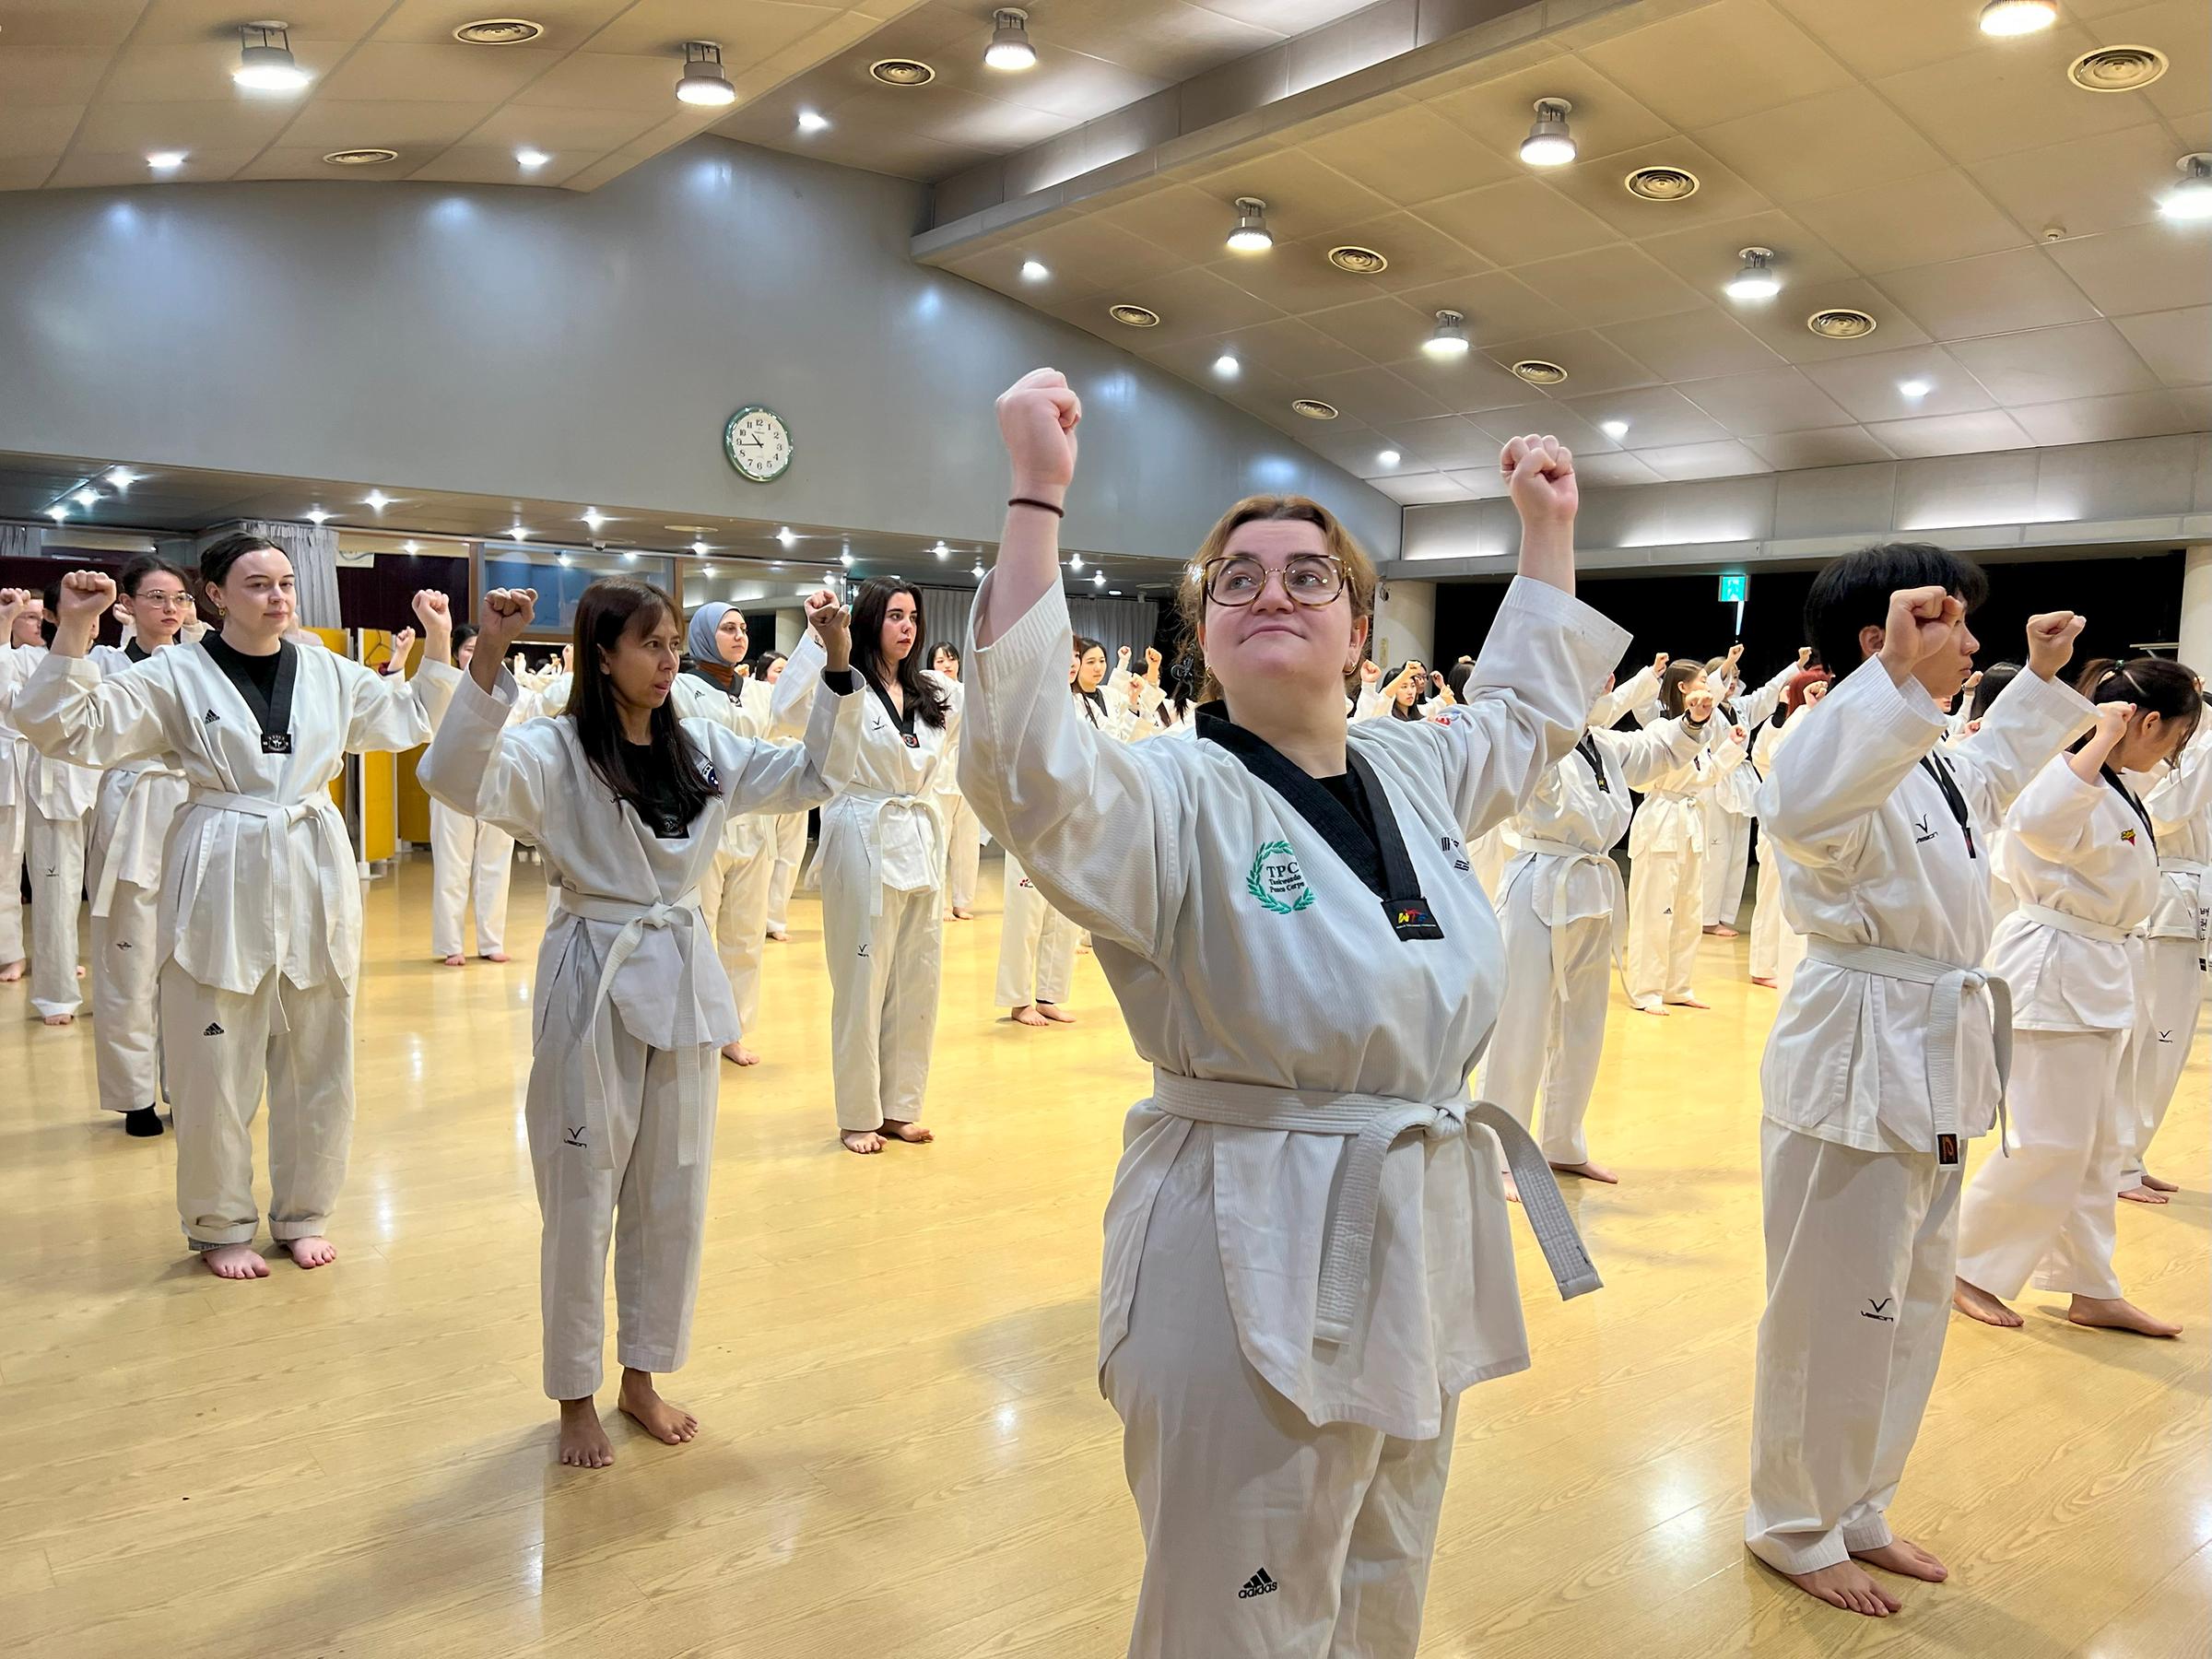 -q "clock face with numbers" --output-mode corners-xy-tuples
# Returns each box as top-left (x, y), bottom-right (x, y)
(724, 406), (792, 483)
